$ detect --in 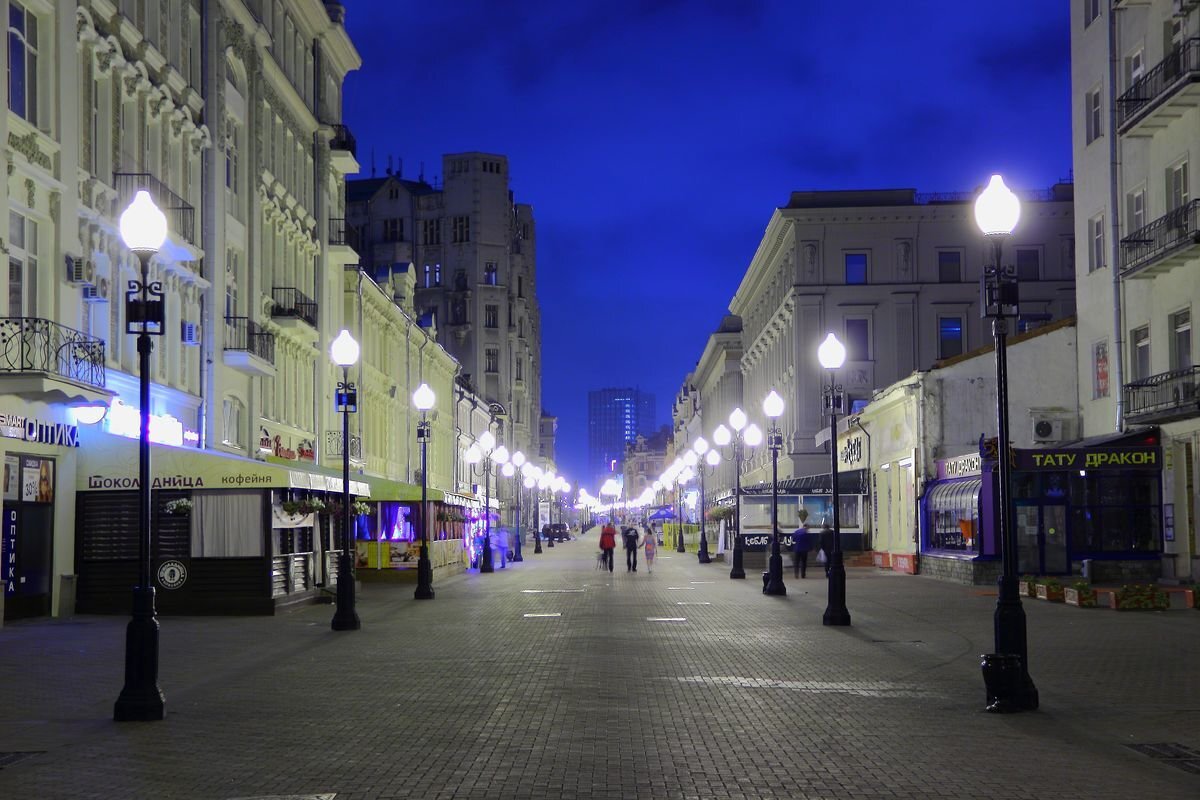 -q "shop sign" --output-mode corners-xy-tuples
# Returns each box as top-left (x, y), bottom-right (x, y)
(157, 560), (188, 590)
(1014, 446), (1161, 471)
(261, 428), (313, 462)
(0, 413), (79, 448)
(737, 533), (802, 552)
(298, 439), (315, 461)
(106, 399), (198, 448)
(938, 453), (982, 480)
(838, 435), (864, 469)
